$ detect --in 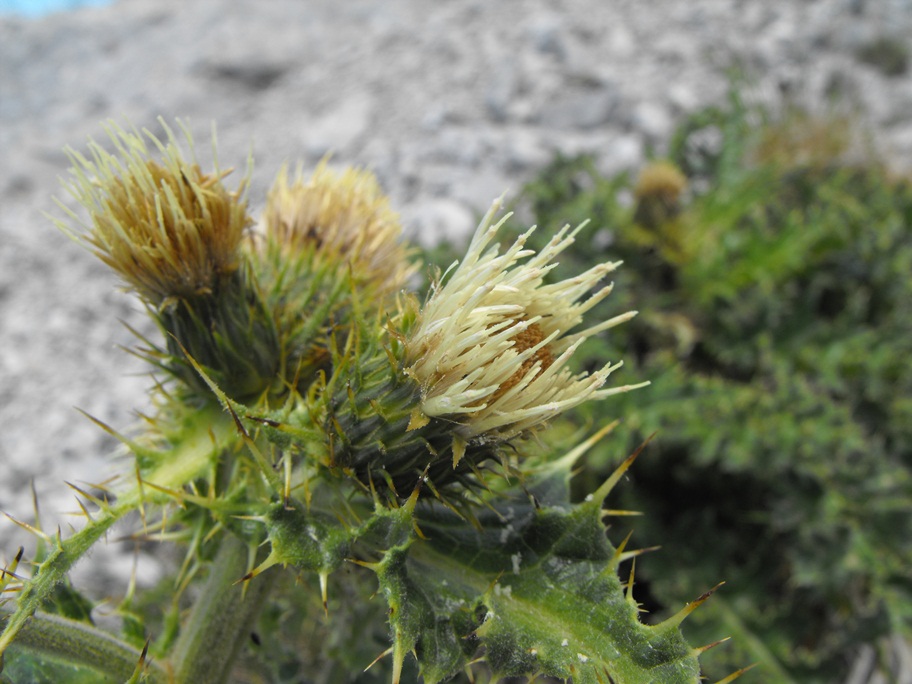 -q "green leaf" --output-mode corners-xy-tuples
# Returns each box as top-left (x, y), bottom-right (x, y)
(372, 460), (705, 683)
